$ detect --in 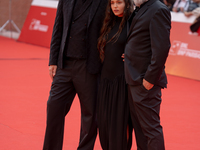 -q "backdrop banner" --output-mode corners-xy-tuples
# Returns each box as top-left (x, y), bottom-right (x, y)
(17, 0), (58, 47)
(166, 12), (200, 81)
